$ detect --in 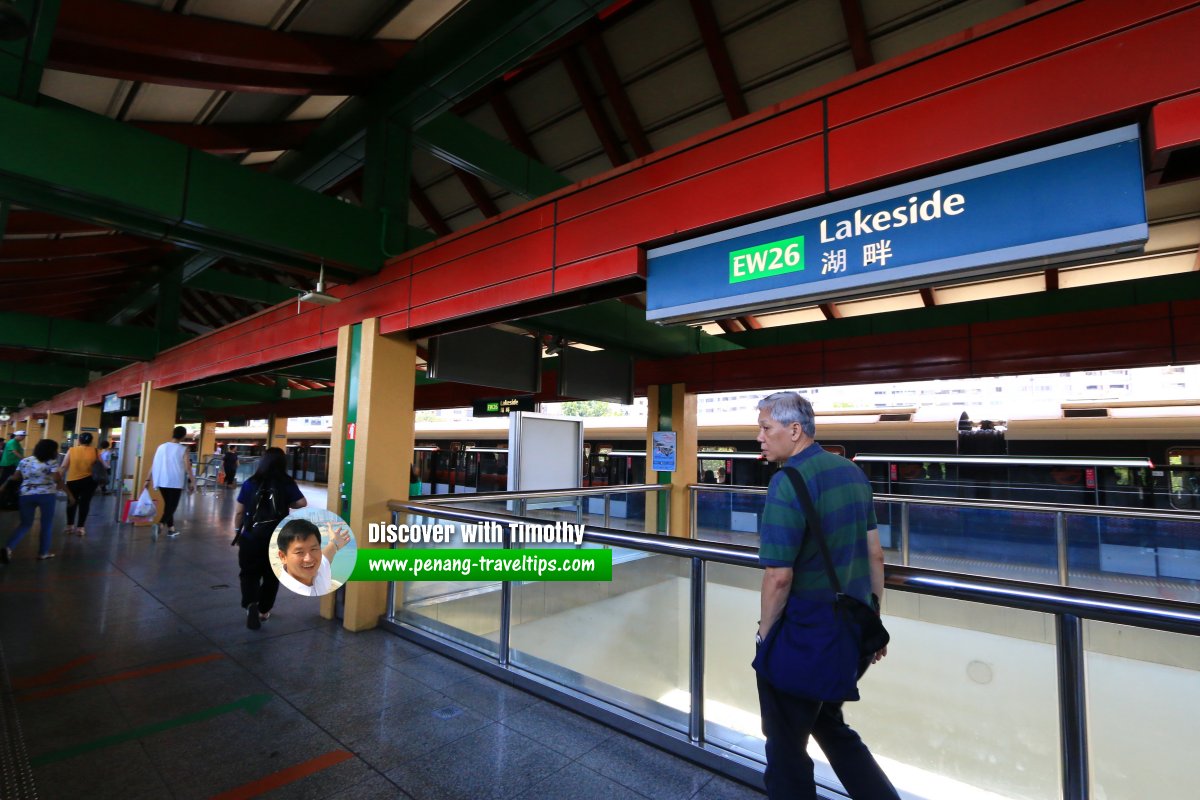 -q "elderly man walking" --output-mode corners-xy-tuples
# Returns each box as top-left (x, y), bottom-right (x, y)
(753, 392), (899, 800)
